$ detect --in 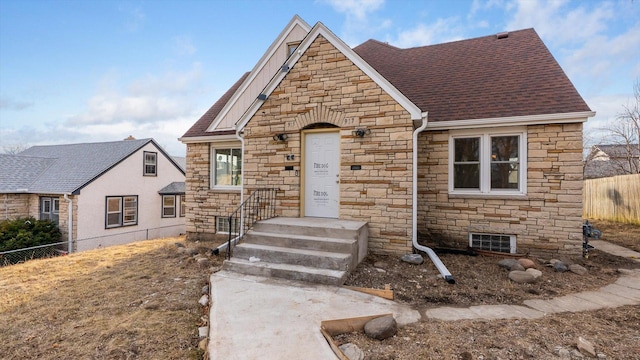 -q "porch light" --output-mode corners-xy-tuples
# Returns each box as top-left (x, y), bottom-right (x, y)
(272, 133), (288, 142)
(352, 128), (371, 138)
